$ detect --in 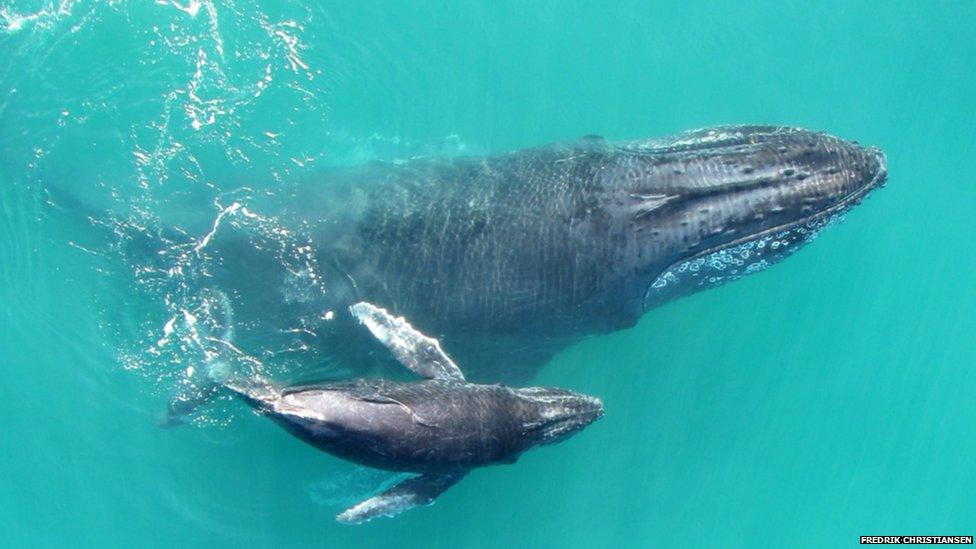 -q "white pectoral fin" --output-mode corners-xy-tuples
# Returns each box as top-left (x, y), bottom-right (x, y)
(349, 302), (464, 381)
(336, 471), (467, 524)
